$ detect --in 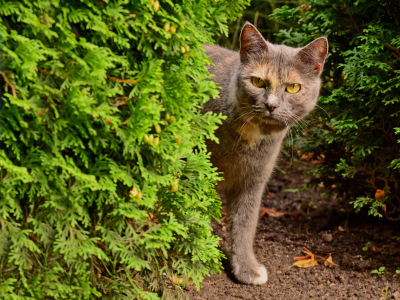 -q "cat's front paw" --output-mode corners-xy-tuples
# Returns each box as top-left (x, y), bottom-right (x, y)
(232, 259), (268, 285)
